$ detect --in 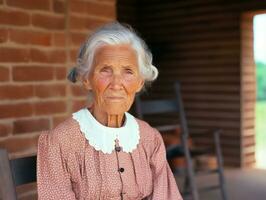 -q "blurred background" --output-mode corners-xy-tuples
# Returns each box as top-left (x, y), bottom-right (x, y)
(0, 0), (266, 199)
